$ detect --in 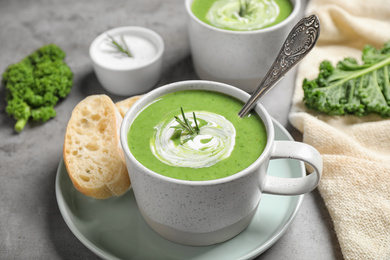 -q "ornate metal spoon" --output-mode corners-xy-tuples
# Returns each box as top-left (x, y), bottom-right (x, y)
(238, 14), (320, 118)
